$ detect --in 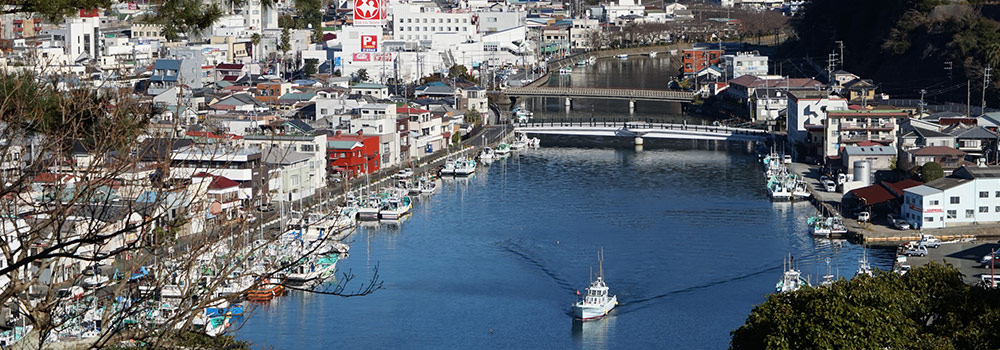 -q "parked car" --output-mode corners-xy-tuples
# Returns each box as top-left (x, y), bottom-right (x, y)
(894, 264), (912, 275)
(857, 211), (870, 222)
(918, 234), (942, 248)
(837, 173), (848, 185)
(889, 215), (910, 230)
(904, 244), (928, 257)
(782, 155), (792, 164)
(981, 252), (1000, 267)
(397, 168), (414, 179)
(822, 179), (837, 192)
